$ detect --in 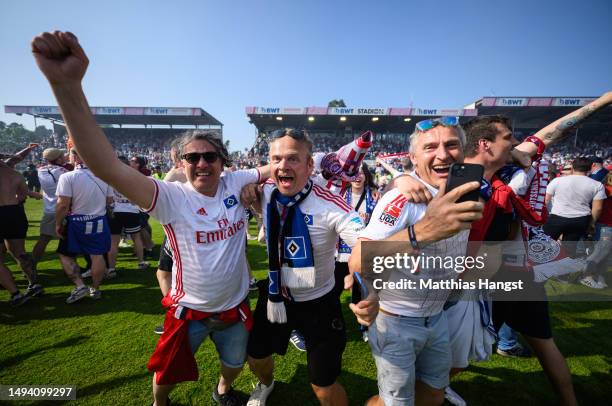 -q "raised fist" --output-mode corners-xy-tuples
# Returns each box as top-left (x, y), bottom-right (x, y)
(31, 31), (89, 85)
